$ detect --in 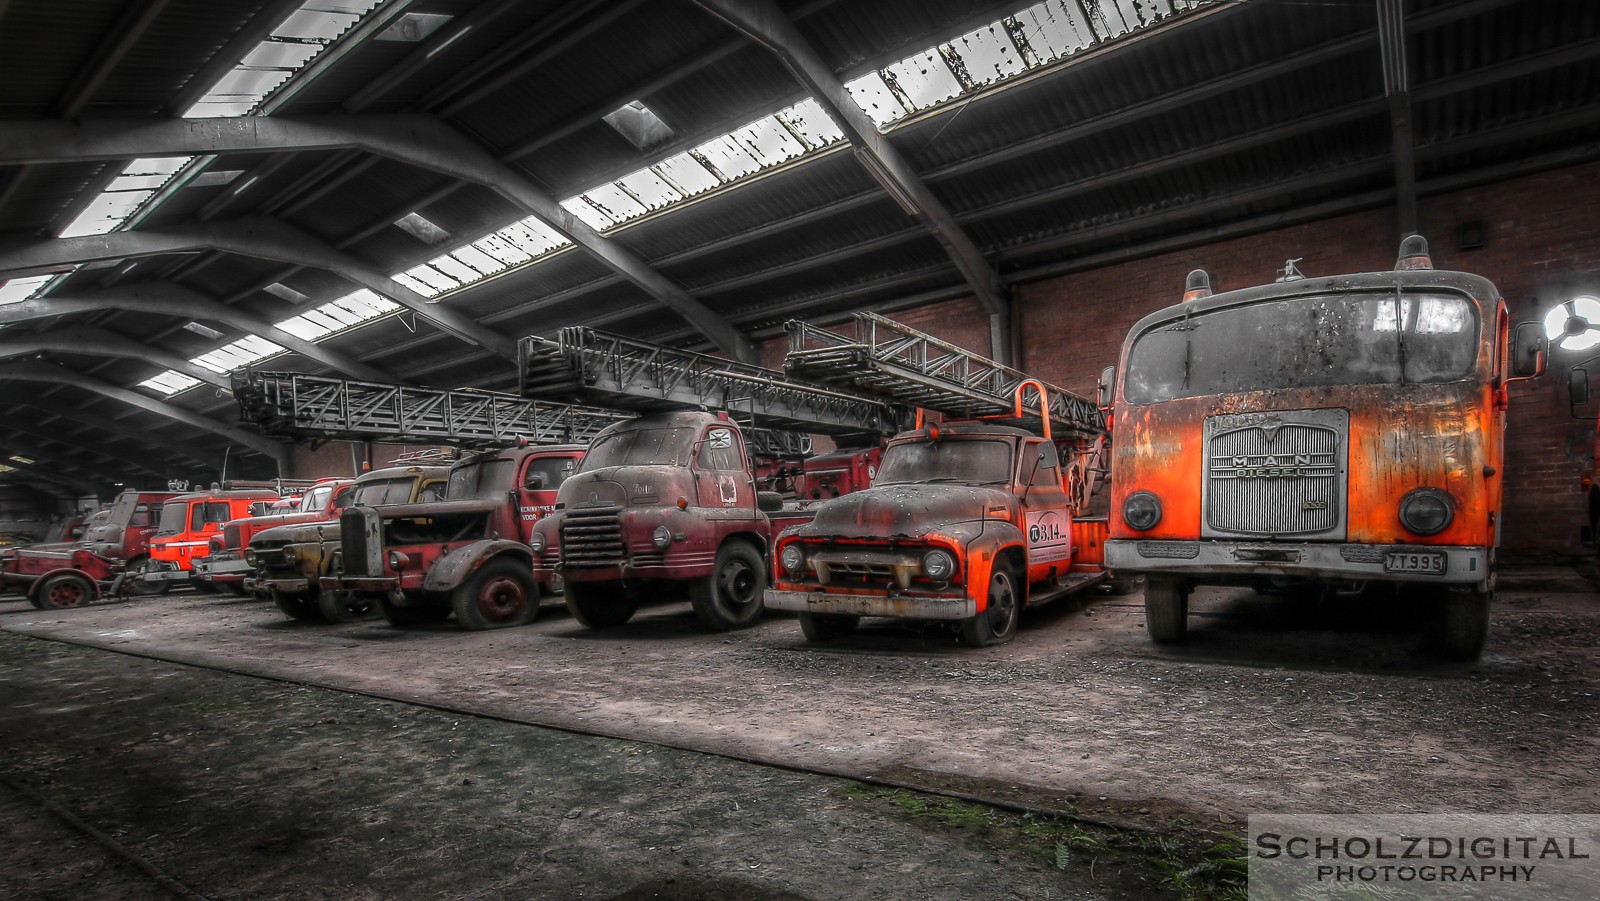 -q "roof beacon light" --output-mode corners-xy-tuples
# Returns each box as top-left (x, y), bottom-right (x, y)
(1395, 235), (1434, 271)
(1183, 269), (1212, 303)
